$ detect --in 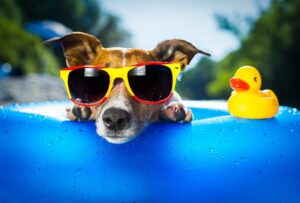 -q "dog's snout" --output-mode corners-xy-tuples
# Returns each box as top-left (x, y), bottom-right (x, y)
(102, 108), (130, 131)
